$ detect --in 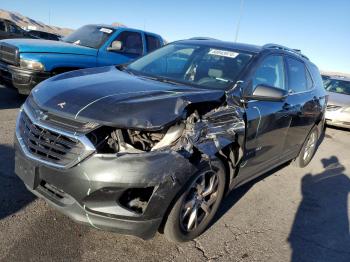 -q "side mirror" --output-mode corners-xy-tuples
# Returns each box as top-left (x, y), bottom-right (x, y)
(107, 40), (123, 52)
(245, 84), (287, 102)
